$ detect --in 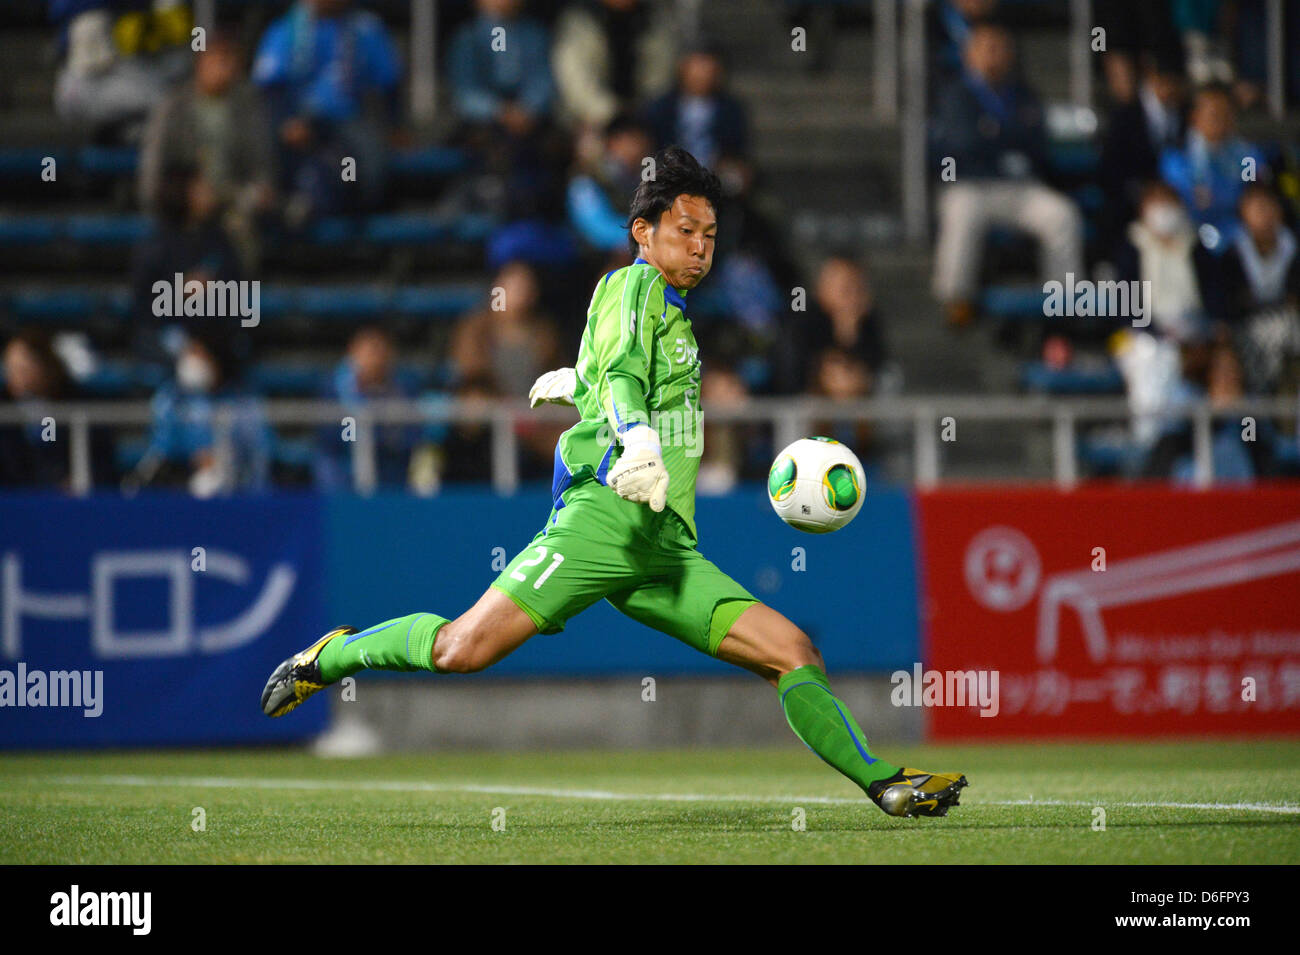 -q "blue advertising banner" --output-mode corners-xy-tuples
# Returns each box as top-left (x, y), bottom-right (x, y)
(0, 493), (327, 747)
(326, 483), (920, 675)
